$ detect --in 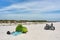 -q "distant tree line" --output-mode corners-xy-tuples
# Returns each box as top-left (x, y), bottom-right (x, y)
(0, 20), (48, 23)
